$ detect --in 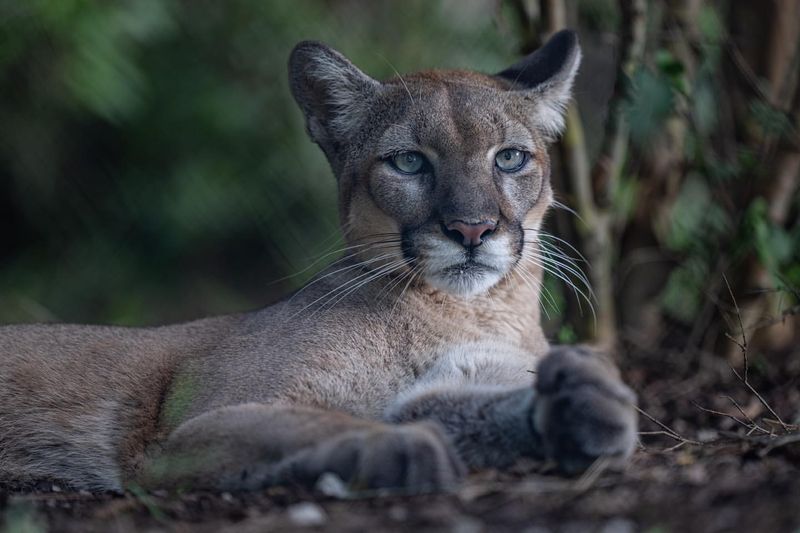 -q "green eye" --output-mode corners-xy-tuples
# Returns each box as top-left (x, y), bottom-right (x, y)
(495, 149), (528, 172)
(390, 152), (425, 174)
